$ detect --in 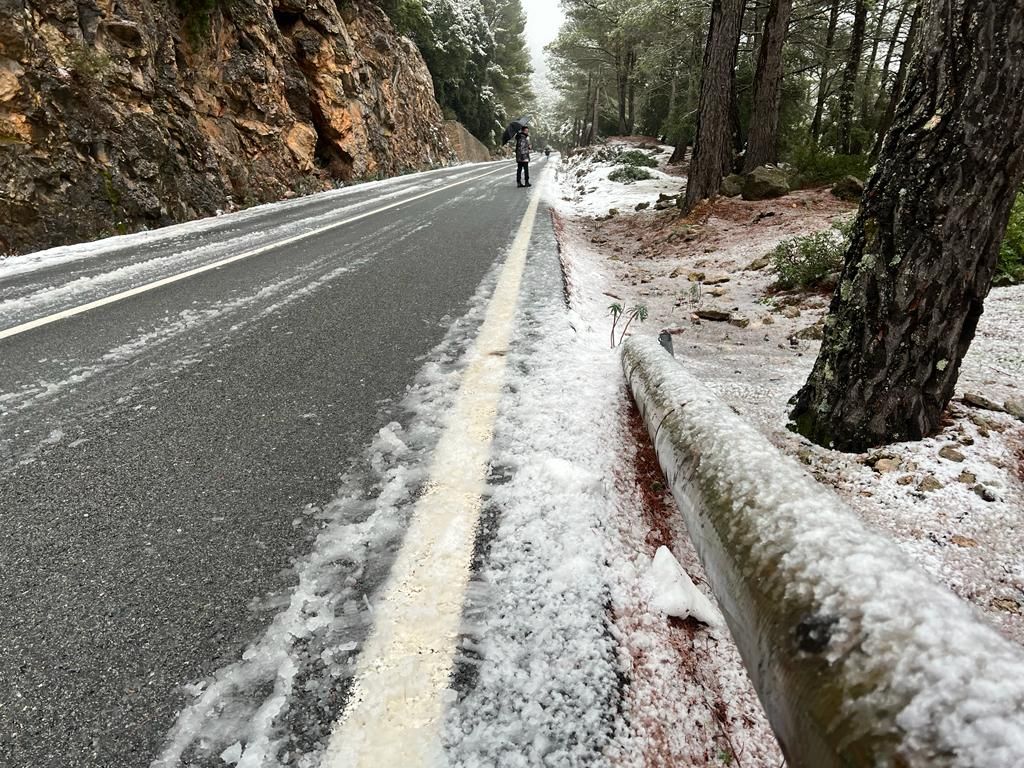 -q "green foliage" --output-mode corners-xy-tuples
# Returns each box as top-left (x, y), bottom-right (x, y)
(608, 165), (653, 184)
(996, 191), (1024, 286)
(175, 0), (218, 42)
(787, 144), (871, 187)
(770, 219), (852, 291)
(608, 302), (648, 347)
(616, 150), (658, 168)
(378, 0), (533, 147)
(67, 44), (112, 82)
